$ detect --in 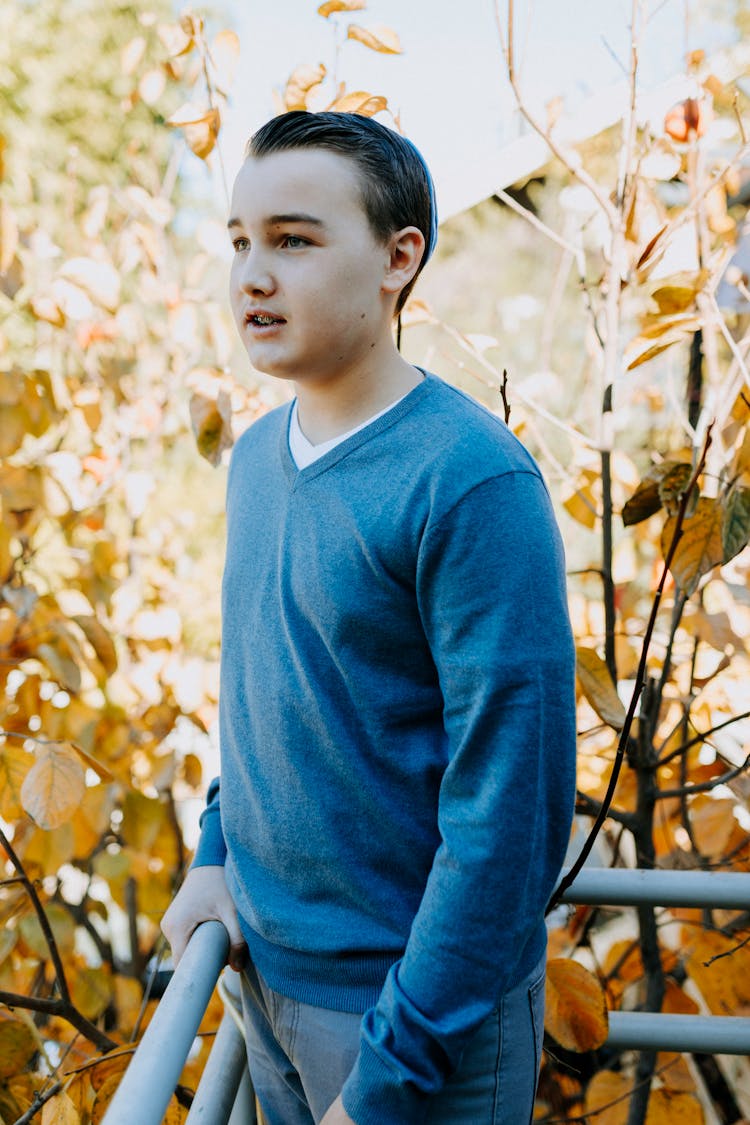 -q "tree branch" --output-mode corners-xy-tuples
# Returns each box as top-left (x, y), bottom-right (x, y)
(656, 751), (750, 801)
(548, 425), (713, 912)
